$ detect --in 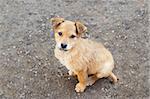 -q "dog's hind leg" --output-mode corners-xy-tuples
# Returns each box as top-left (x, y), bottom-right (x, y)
(86, 72), (106, 86)
(86, 74), (99, 86)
